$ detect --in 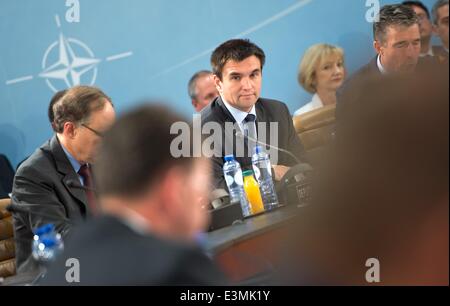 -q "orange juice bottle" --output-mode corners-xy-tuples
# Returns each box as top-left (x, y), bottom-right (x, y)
(242, 170), (265, 215)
